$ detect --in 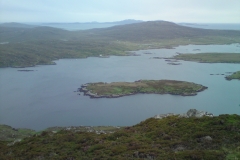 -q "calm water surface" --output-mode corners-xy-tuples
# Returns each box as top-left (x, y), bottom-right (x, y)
(0, 44), (240, 130)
